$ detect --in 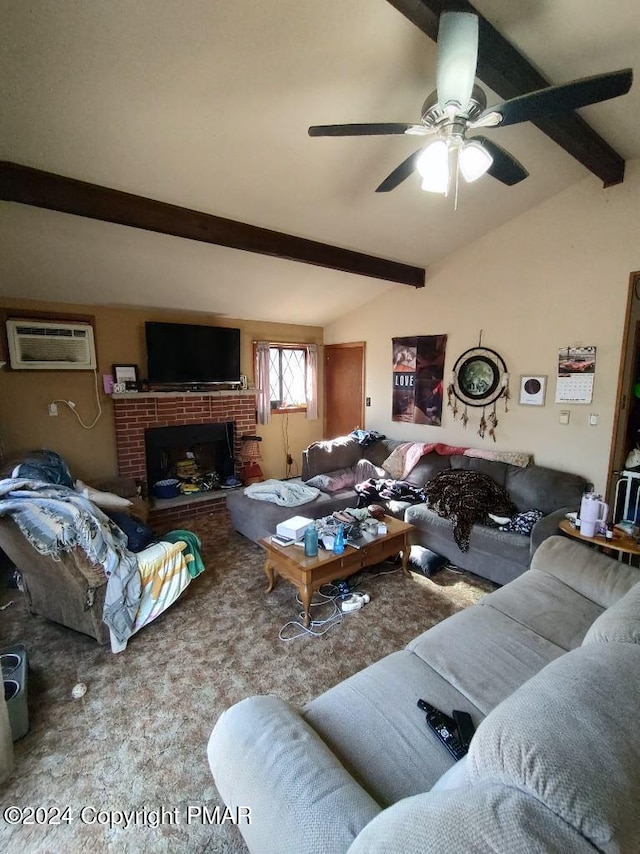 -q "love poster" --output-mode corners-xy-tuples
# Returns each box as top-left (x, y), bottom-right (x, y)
(392, 335), (447, 425)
